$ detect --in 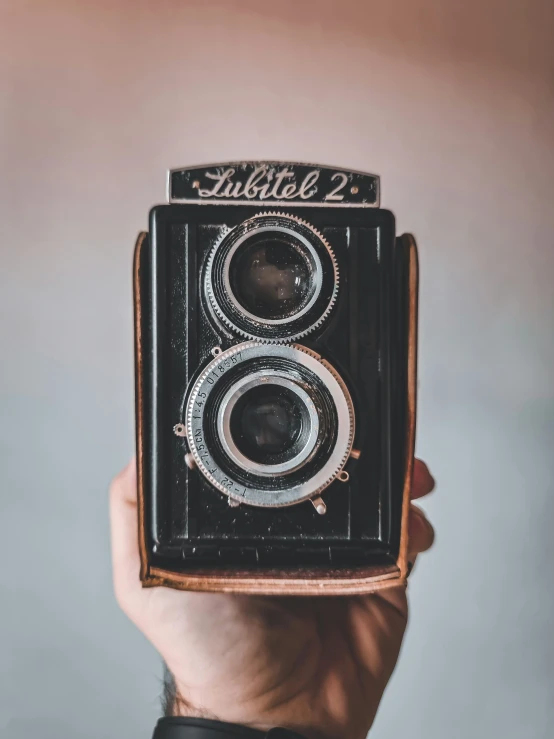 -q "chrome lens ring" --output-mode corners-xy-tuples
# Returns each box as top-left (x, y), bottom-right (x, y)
(217, 371), (320, 476)
(205, 213), (339, 343)
(184, 342), (355, 508)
